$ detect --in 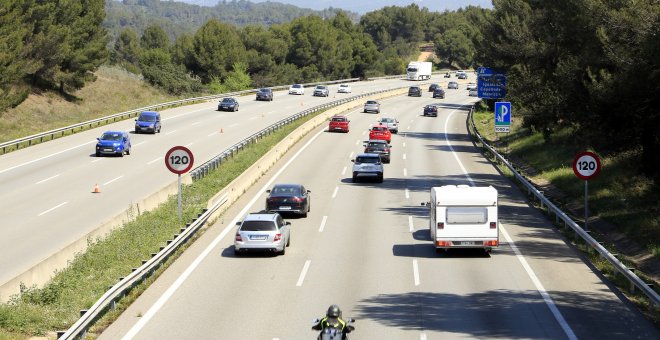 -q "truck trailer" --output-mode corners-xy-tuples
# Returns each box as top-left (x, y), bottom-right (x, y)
(406, 61), (432, 81)
(422, 185), (499, 252)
